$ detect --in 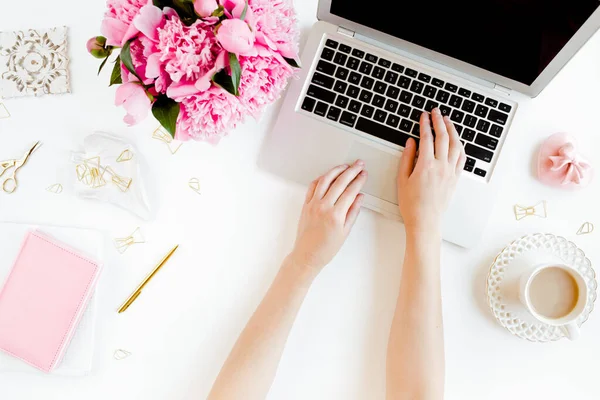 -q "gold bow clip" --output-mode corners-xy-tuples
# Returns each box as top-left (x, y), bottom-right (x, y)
(114, 227), (145, 254)
(514, 201), (547, 221)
